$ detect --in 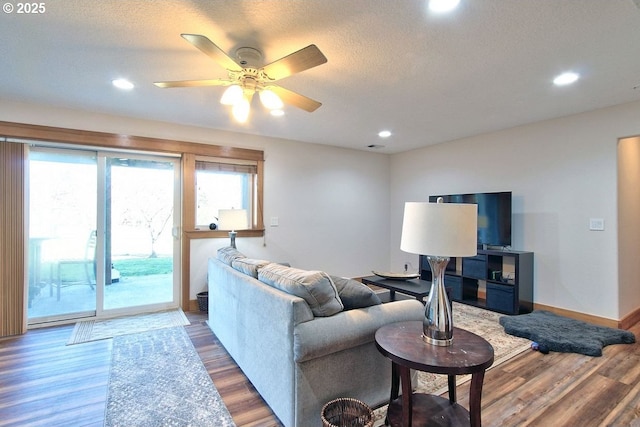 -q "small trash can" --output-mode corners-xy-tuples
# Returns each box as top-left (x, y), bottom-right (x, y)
(321, 397), (374, 427)
(196, 291), (208, 312)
